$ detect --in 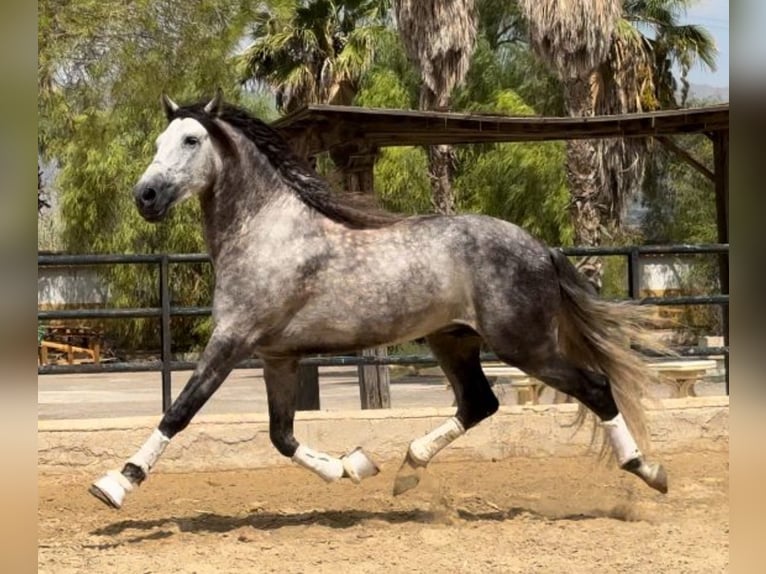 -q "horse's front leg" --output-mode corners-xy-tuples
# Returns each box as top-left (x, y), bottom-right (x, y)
(89, 331), (250, 509)
(264, 357), (380, 483)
